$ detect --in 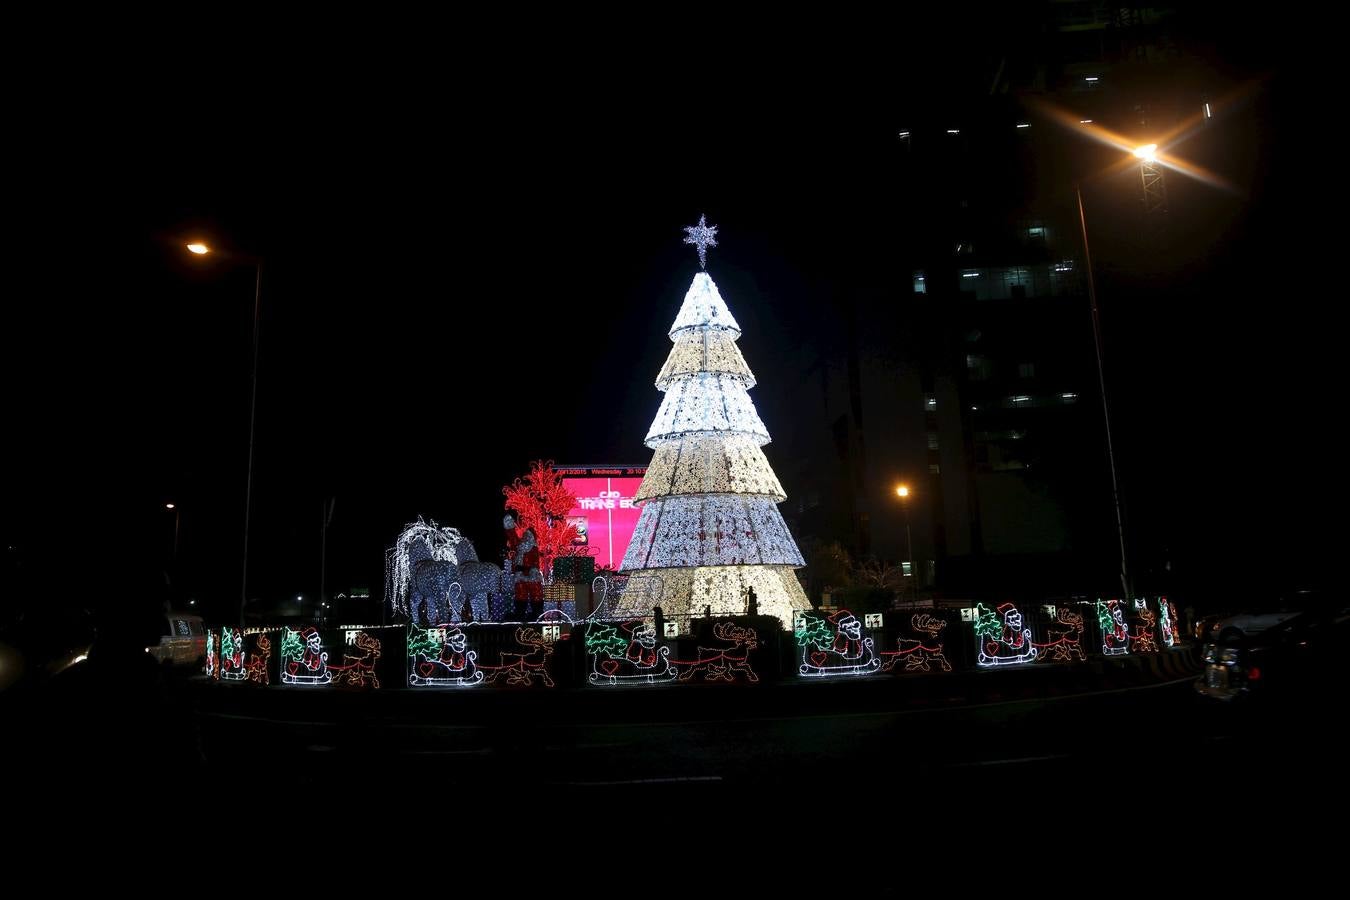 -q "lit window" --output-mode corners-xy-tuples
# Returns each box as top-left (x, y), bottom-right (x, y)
(961, 269), (981, 279)
(924, 395), (937, 411)
(1060, 392), (1078, 403)
(928, 463), (941, 474)
(1009, 395), (1031, 407)
(1018, 362), (1035, 378)
(901, 561), (913, 576)
(1027, 226), (1045, 238)
(913, 271), (926, 294)
(927, 432), (940, 450)
(1054, 260), (1074, 273)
